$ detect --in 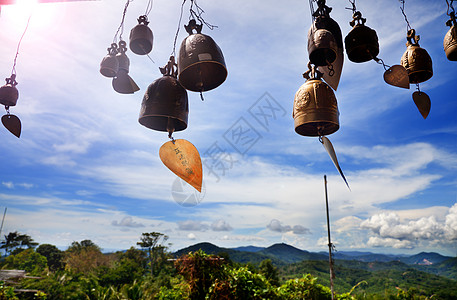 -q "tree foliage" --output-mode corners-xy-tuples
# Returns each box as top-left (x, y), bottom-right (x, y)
(136, 232), (169, 276)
